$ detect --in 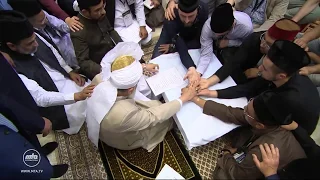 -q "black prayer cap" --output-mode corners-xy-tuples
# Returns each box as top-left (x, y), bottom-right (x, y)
(0, 10), (34, 45)
(178, 0), (199, 13)
(267, 40), (311, 75)
(253, 91), (293, 126)
(210, 3), (234, 33)
(8, 0), (42, 18)
(77, 0), (102, 10)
